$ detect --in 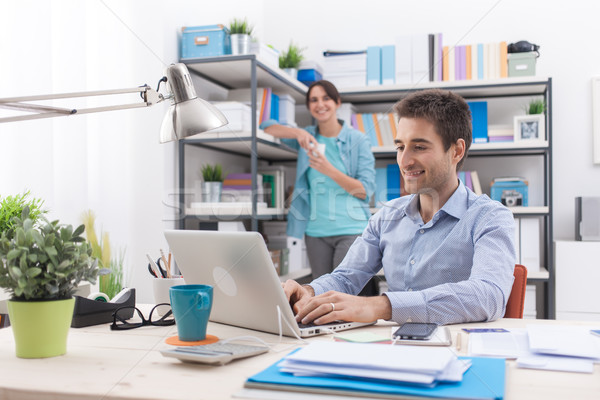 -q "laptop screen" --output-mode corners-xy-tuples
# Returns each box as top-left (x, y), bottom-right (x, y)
(164, 230), (300, 337)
